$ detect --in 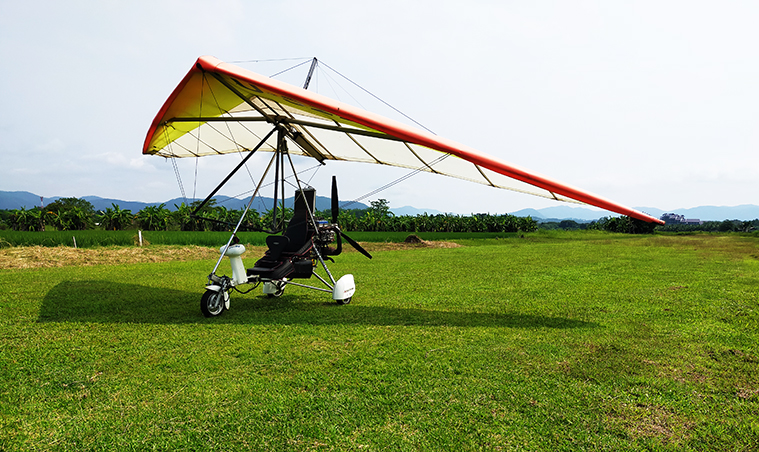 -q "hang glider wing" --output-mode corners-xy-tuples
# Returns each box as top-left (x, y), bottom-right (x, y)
(144, 56), (663, 224)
